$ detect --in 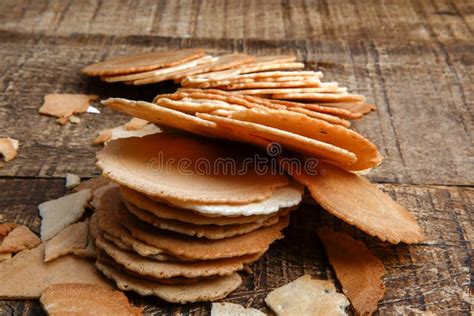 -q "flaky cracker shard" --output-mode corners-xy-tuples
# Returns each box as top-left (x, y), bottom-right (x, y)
(65, 173), (81, 189)
(317, 228), (386, 316)
(39, 189), (92, 241)
(93, 122), (160, 145)
(0, 137), (19, 162)
(96, 261), (242, 303)
(0, 244), (111, 299)
(0, 225), (41, 253)
(211, 302), (266, 316)
(44, 220), (89, 262)
(286, 162), (425, 244)
(265, 274), (350, 316)
(96, 132), (288, 204)
(82, 48), (205, 76)
(40, 283), (142, 316)
(39, 94), (99, 125)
